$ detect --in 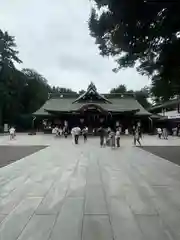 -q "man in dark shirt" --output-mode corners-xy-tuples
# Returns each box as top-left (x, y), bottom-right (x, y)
(98, 127), (106, 147)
